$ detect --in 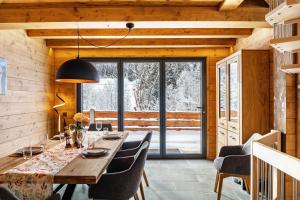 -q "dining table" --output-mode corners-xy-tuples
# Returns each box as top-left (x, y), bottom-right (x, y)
(0, 131), (129, 200)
